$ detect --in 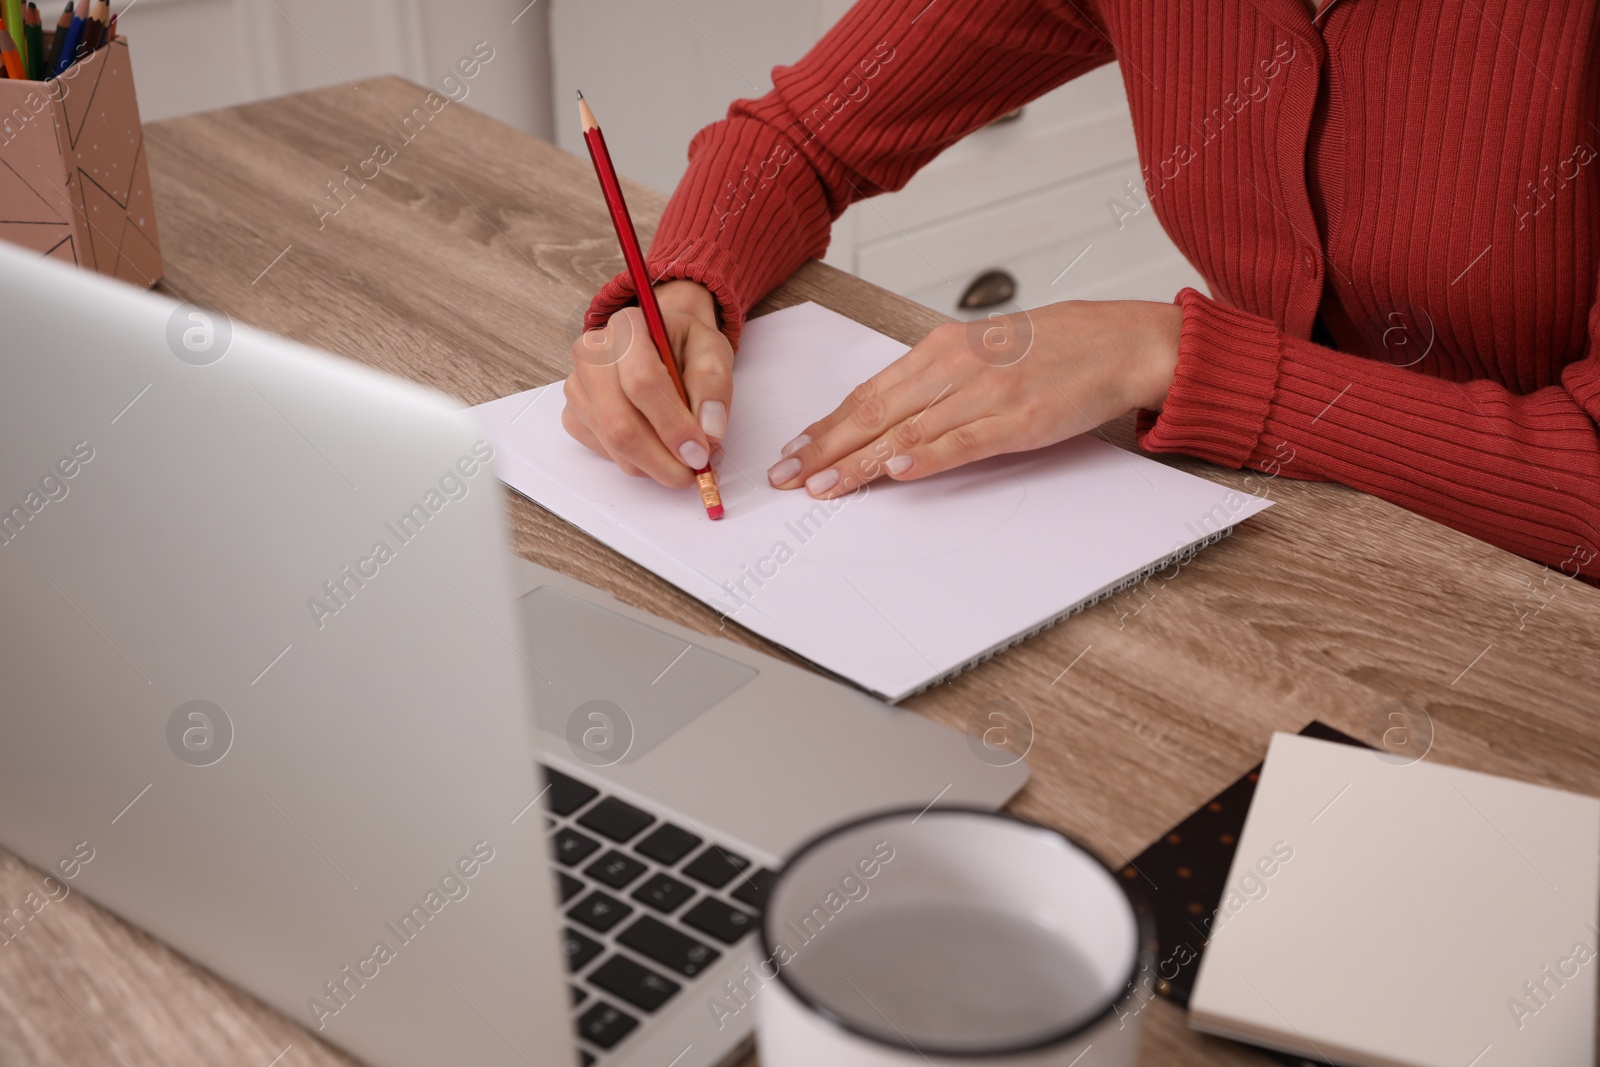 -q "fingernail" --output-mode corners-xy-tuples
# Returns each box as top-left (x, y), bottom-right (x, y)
(767, 457), (802, 485)
(805, 468), (840, 496)
(886, 454), (914, 476)
(780, 433), (811, 457)
(699, 400), (727, 439)
(679, 439), (709, 469)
